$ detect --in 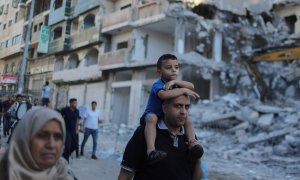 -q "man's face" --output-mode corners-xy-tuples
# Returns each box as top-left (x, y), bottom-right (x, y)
(163, 95), (190, 128)
(91, 103), (97, 109)
(70, 101), (77, 109)
(157, 59), (179, 82)
(17, 96), (22, 102)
